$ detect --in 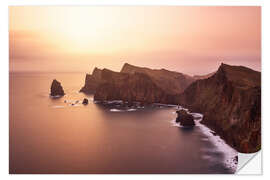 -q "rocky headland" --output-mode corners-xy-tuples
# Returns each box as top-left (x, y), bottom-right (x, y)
(79, 63), (261, 153)
(178, 63), (261, 153)
(80, 63), (195, 104)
